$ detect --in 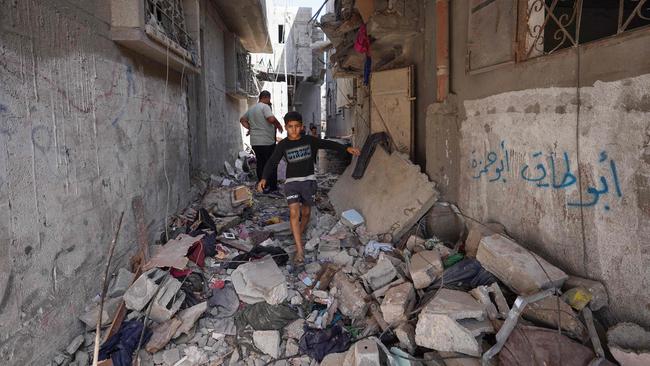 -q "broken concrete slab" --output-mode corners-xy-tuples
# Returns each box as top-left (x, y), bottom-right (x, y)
(231, 258), (288, 305)
(607, 322), (650, 366)
(65, 335), (84, 355)
(342, 338), (381, 366)
(361, 254), (397, 290)
(108, 268), (135, 298)
(476, 234), (568, 295)
(331, 272), (369, 319)
(409, 250), (444, 289)
(415, 289), (488, 356)
(263, 221), (291, 234)
(173, 302), (208, 338)
(341, 209), (365, 228)
(320, 352), (348, 366)
(380, 282), (415, 324)
(253, 330), (281, 358)
(522, 295), (586, 338)
(162, 348), (181, 365)
(124, 268), (167, 311)
(150, 276), (185, 323)
(470, 283), (509, 320)
(464, 223), (505, 258)
(146, 317), (182, 353)
(329, 148), (439, 242)
(562, 275), (609, 311)
(144, 234), (204, 271)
